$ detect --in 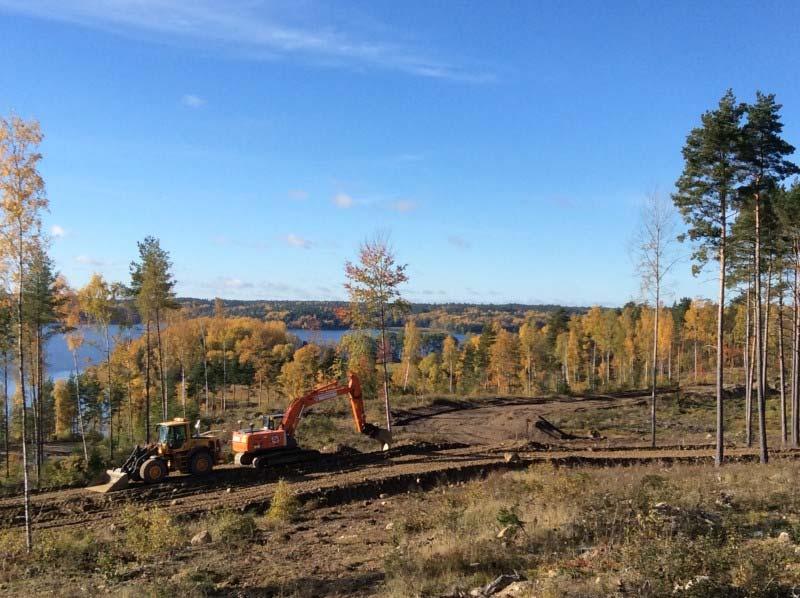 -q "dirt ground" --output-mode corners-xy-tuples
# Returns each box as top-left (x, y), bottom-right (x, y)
(1, 385), (797, 596)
